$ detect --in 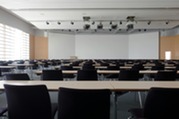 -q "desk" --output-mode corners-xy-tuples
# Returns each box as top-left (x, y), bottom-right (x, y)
(8, 64), (34, 78)
(1, 80), (179, 91)
(34, 70), (179, 75)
